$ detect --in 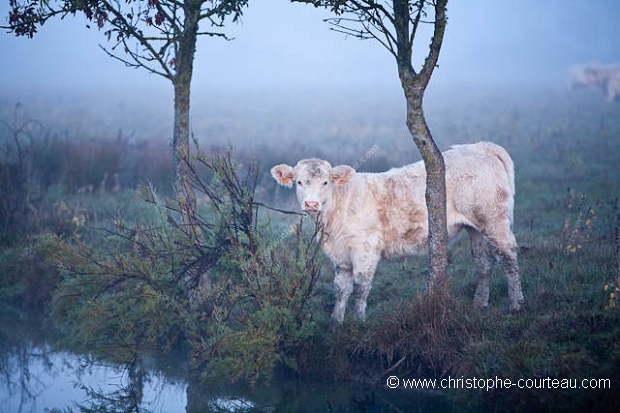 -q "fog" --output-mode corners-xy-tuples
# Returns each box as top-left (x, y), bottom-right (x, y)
(1, 5), (620, 411)
(1, 0), (619, 94)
